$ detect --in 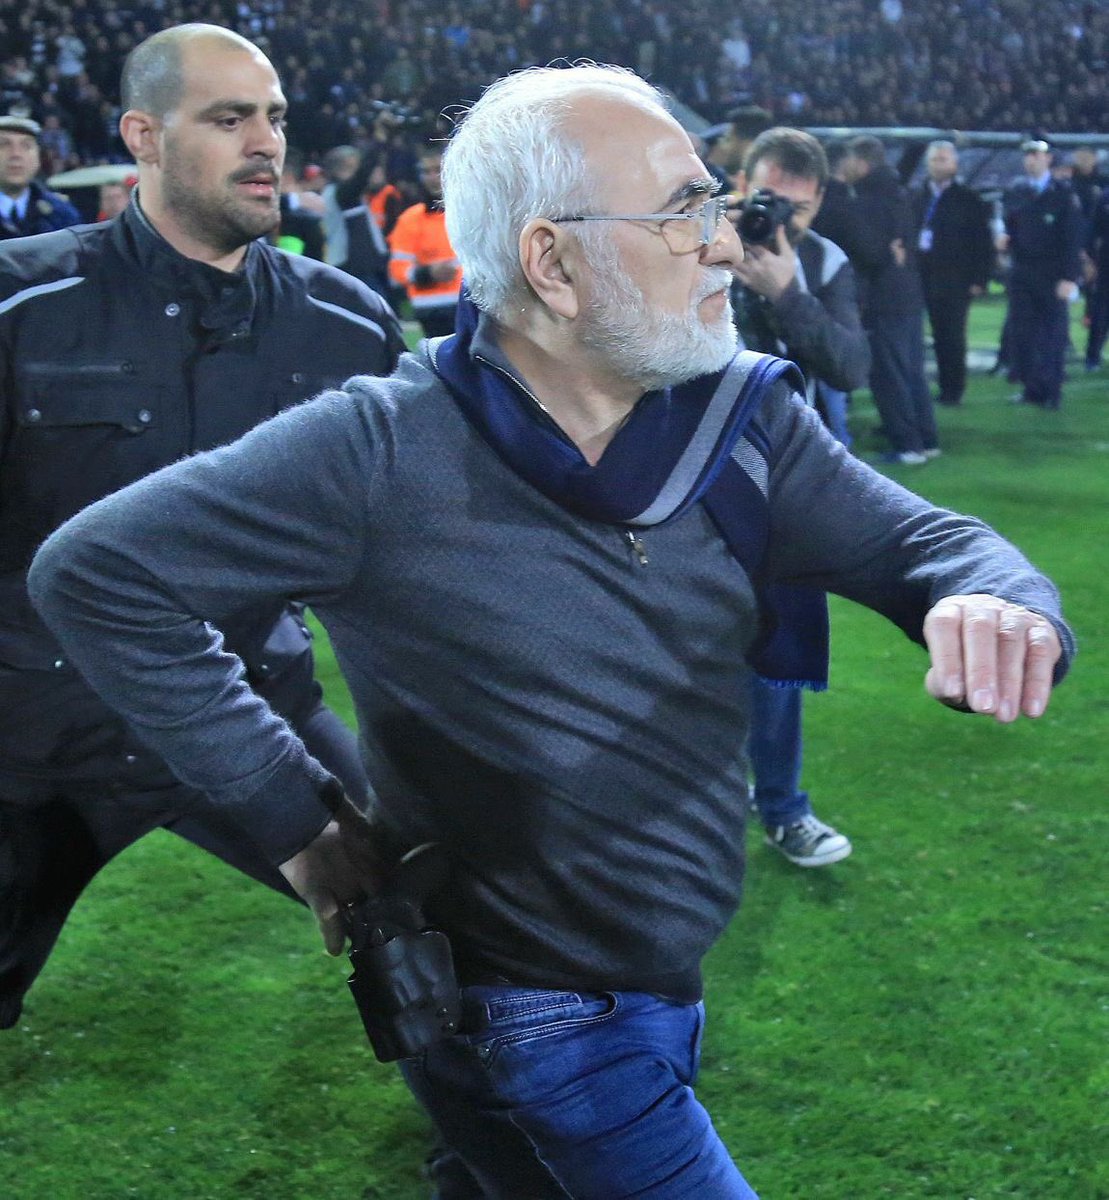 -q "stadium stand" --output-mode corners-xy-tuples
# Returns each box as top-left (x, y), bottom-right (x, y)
(1, 0), (1105, 178)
